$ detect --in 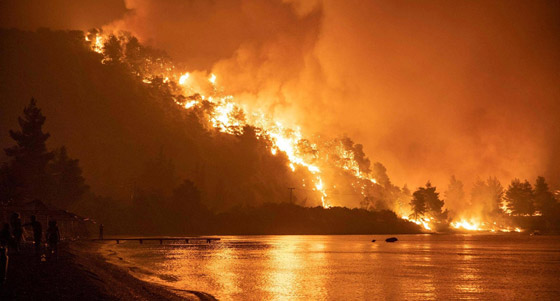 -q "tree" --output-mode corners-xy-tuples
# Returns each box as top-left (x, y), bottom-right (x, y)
(486, 177), (504, 214)
(470, 177), (504, 215)
(103, 35), (123, 63)
(504, 179), (534, 215)
(4, 98), (54, 202)
(49, 147), (89, 208)
(533, 176), (556, 216)
(410, 182), (446, 220)
(444, 175), (466, 210)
